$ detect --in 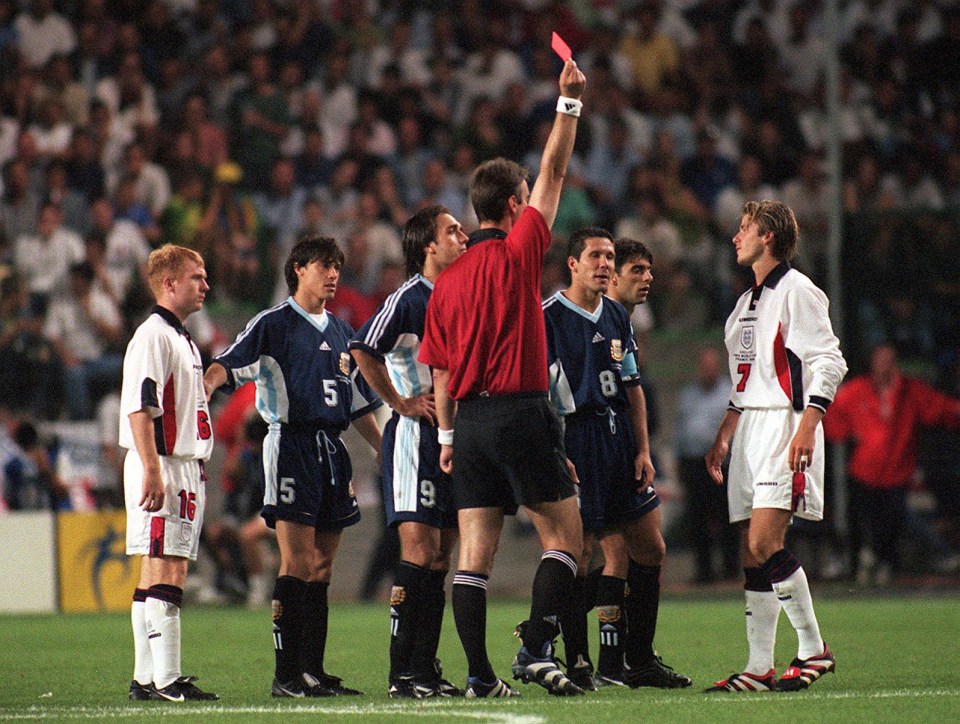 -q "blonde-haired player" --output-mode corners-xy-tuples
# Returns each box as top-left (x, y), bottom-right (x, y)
(122, 244), (218, 701)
